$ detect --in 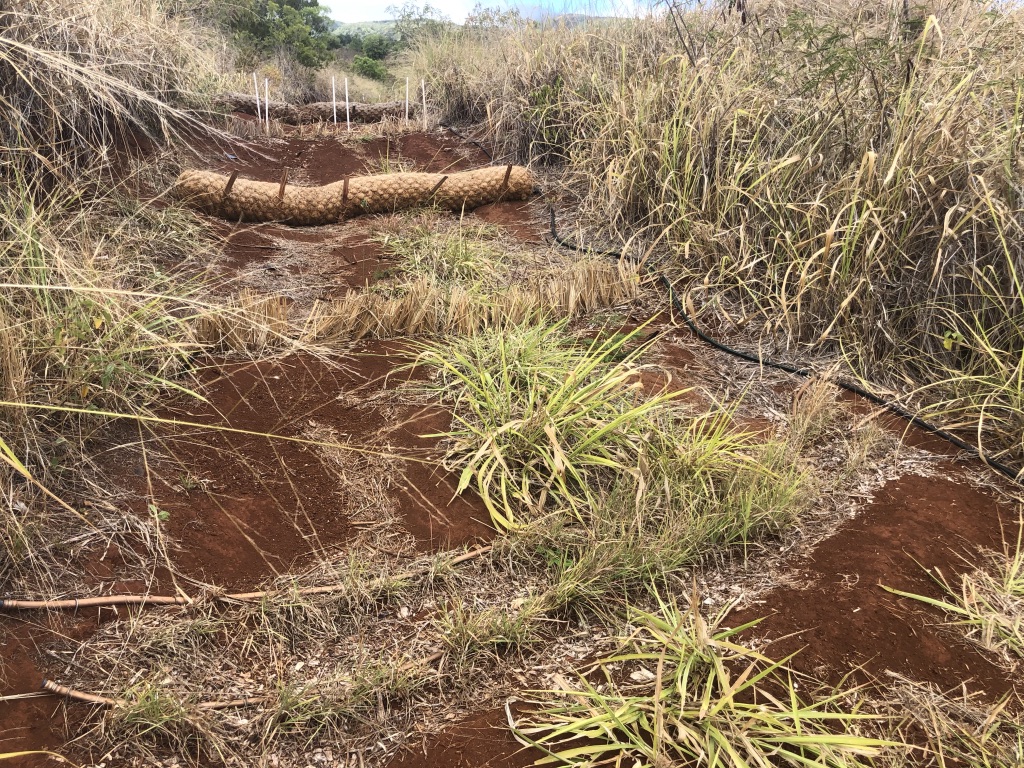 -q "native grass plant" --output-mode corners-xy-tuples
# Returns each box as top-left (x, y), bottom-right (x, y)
(408, 1), (1024, 467)
(512, 594), (896, 768)
(0, 0), (220, 178)
(882, 516), (1024, 665)
(372, 218), (507, 284)
(416, 320), (678, 529)
(416, 320), (807, 533)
